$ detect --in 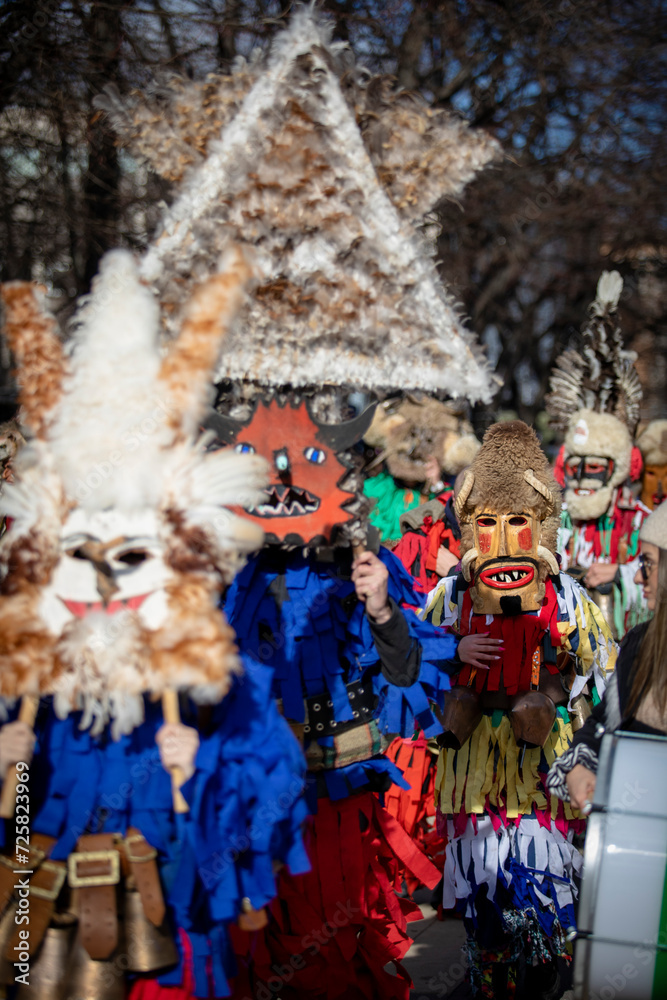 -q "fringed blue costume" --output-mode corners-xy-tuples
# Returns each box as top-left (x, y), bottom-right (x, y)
(1, 653), (308, 999)
(223, 545), (456, 1000)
